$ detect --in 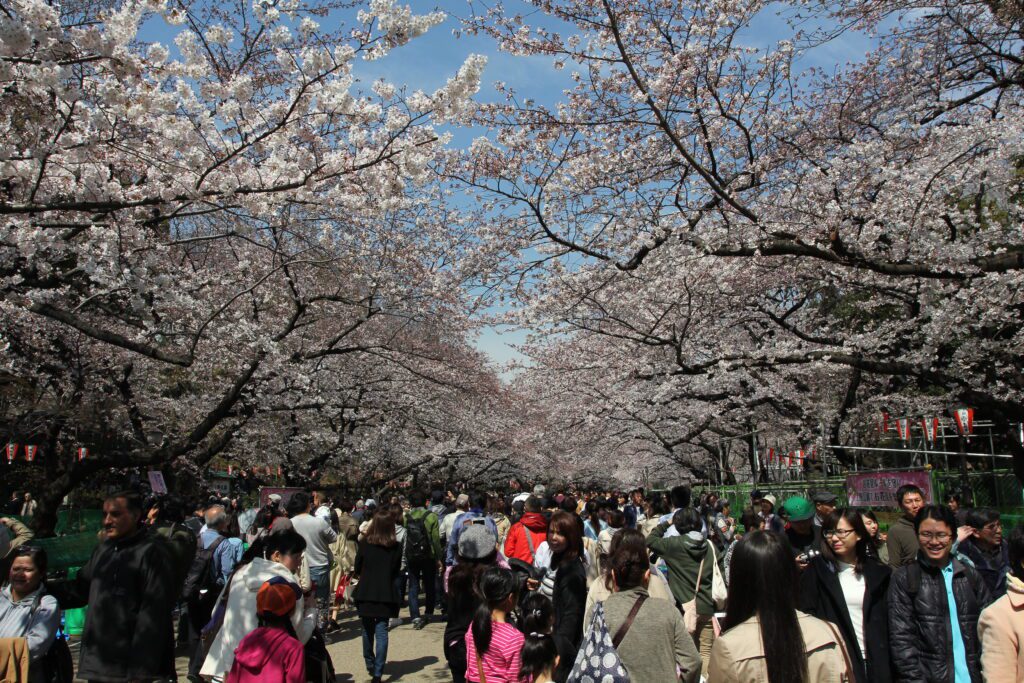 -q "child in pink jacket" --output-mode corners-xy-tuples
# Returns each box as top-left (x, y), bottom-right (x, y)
(227, 577), (305, 683)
